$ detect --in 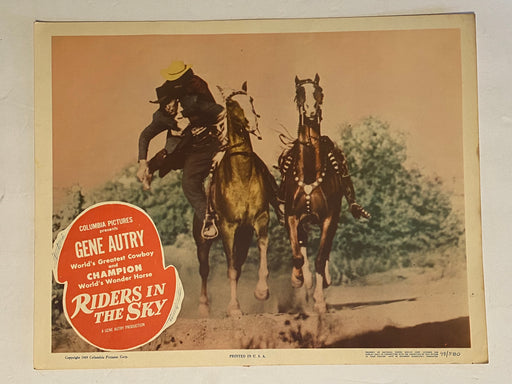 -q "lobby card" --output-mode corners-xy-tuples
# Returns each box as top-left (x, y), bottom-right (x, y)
(34, 14), (487, 368)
